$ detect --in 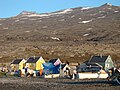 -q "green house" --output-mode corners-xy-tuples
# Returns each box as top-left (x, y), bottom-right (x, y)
(88, 55), (114, 71)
